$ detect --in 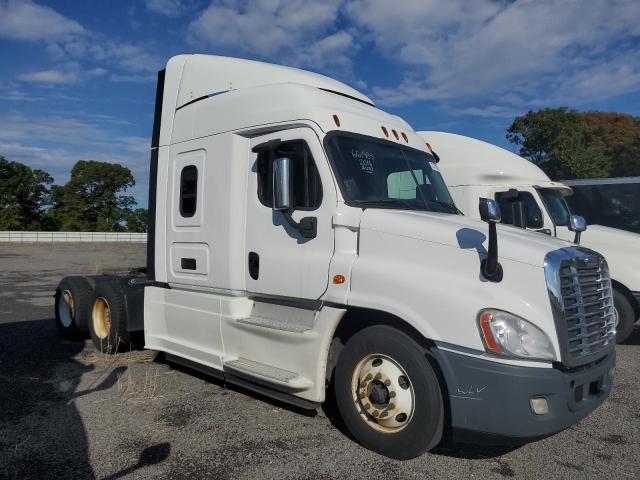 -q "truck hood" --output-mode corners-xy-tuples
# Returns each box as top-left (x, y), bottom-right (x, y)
(557, 224), (640, 252)
(360, 209), (569, 268)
